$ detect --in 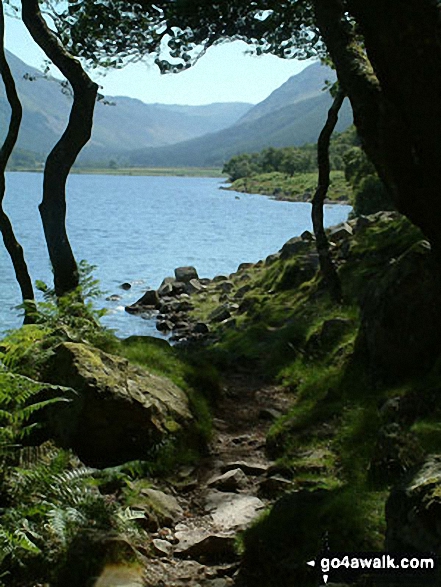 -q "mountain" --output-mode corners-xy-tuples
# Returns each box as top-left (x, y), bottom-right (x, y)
(0, 50), (253, 163)
(125, 63), (353, 168)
